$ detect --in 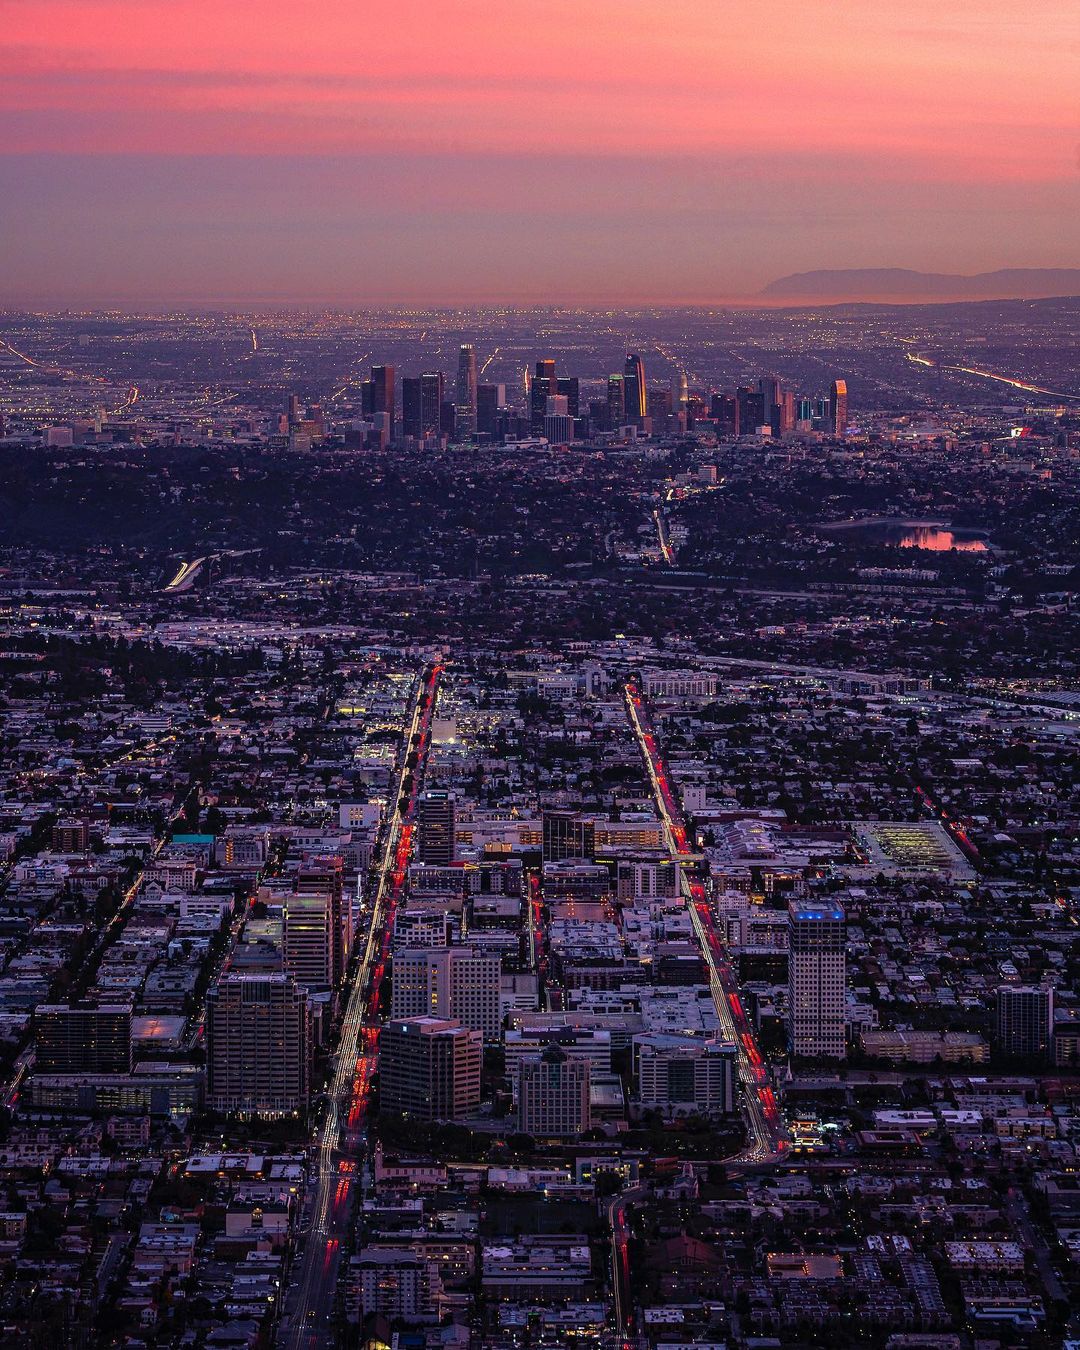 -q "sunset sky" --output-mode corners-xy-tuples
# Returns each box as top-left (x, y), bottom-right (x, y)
(2, 0), (1078, 304)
